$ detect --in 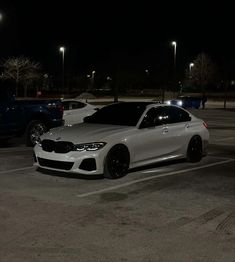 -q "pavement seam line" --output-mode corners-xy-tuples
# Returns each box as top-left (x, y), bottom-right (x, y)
(214, 137), (235, 142)
(0, 166), (34, 174)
